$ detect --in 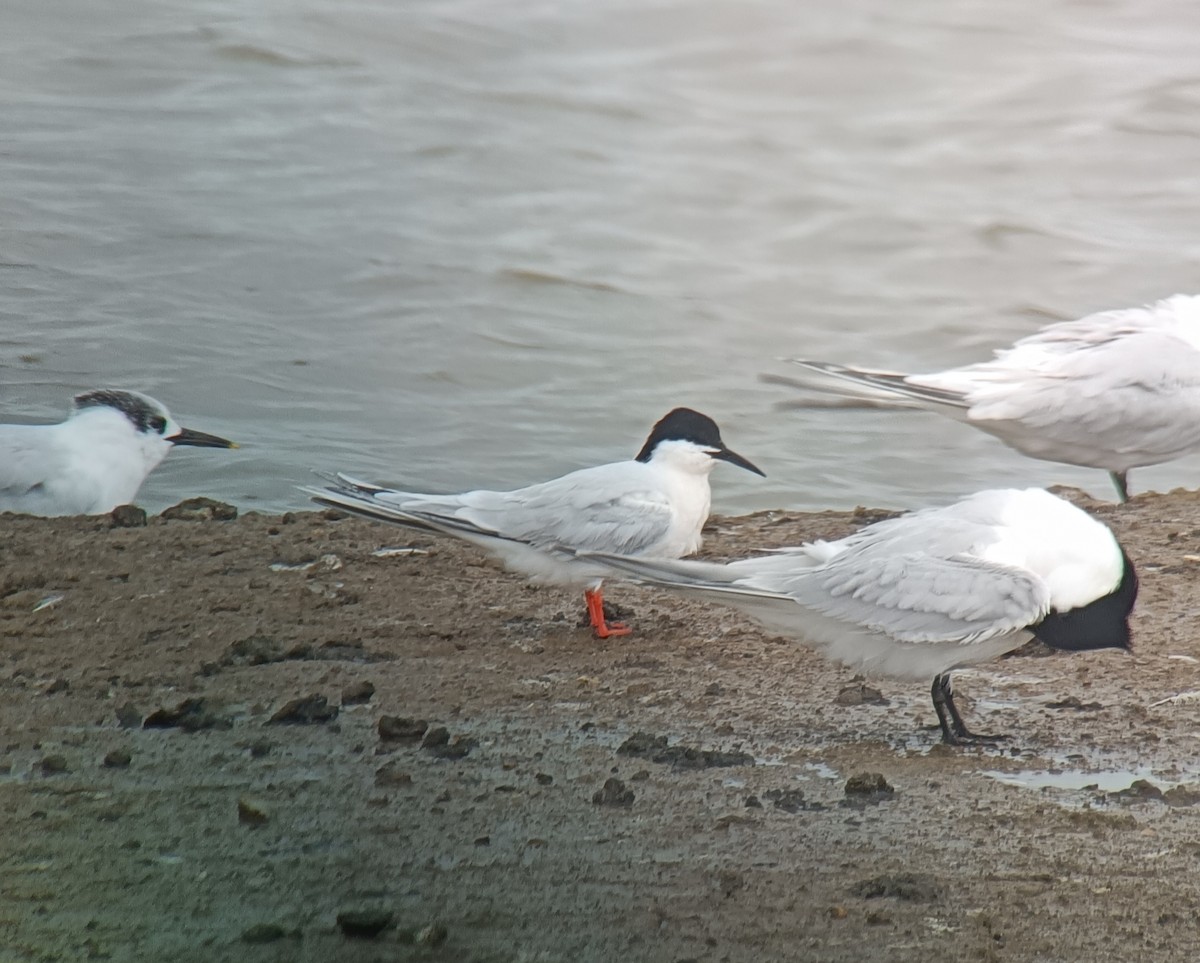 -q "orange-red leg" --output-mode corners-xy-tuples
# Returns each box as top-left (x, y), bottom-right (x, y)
(584, 587), (630, 638)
